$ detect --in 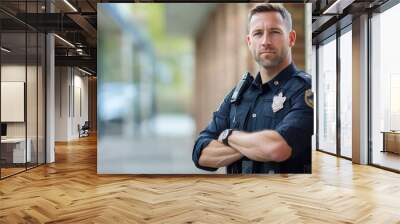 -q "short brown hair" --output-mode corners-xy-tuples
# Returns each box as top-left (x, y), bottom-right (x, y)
(248, 3), (293, 32)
